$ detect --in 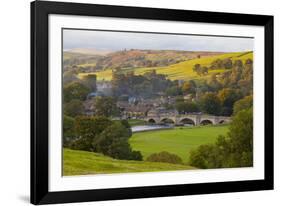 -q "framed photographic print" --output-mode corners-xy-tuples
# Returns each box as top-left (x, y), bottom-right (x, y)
(31, 0), (274, 204)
